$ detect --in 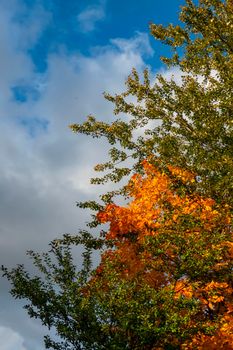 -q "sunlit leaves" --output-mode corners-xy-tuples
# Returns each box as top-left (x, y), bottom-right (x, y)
(71, 0), (233, 206)
(93, 161), (232, 348)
